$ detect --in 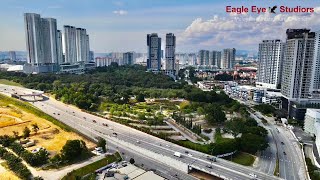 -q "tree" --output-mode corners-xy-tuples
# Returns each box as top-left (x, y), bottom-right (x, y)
(254, 104), (275, 115)
(136, 93), (145, 102)
(0, 135), (13, 147)
(129, 158), (135, 164)
(204, 104), (226, 125)
(214, 73), (233, 81)
(12, 131), (19, 139)
(97, 137), (107, 152)
(23, 127), (31, 139)
(61, 140), (88, 162)
(31, 123), (39, 134)
(240, 133), (268, 154)
(224, 118), (245, 138)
